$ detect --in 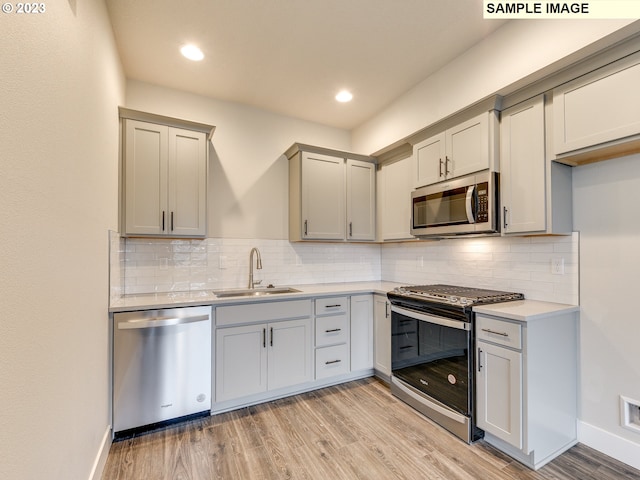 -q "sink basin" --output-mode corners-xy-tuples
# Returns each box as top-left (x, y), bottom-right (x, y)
(212, 287), (301, 298)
